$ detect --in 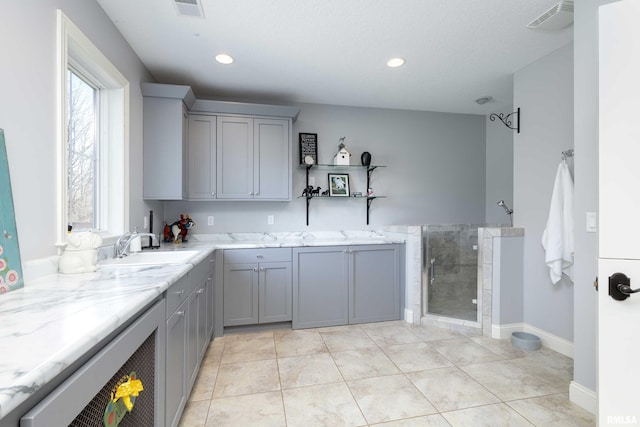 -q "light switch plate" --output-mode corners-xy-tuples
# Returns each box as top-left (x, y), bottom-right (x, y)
(586, 212), (597, 232)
